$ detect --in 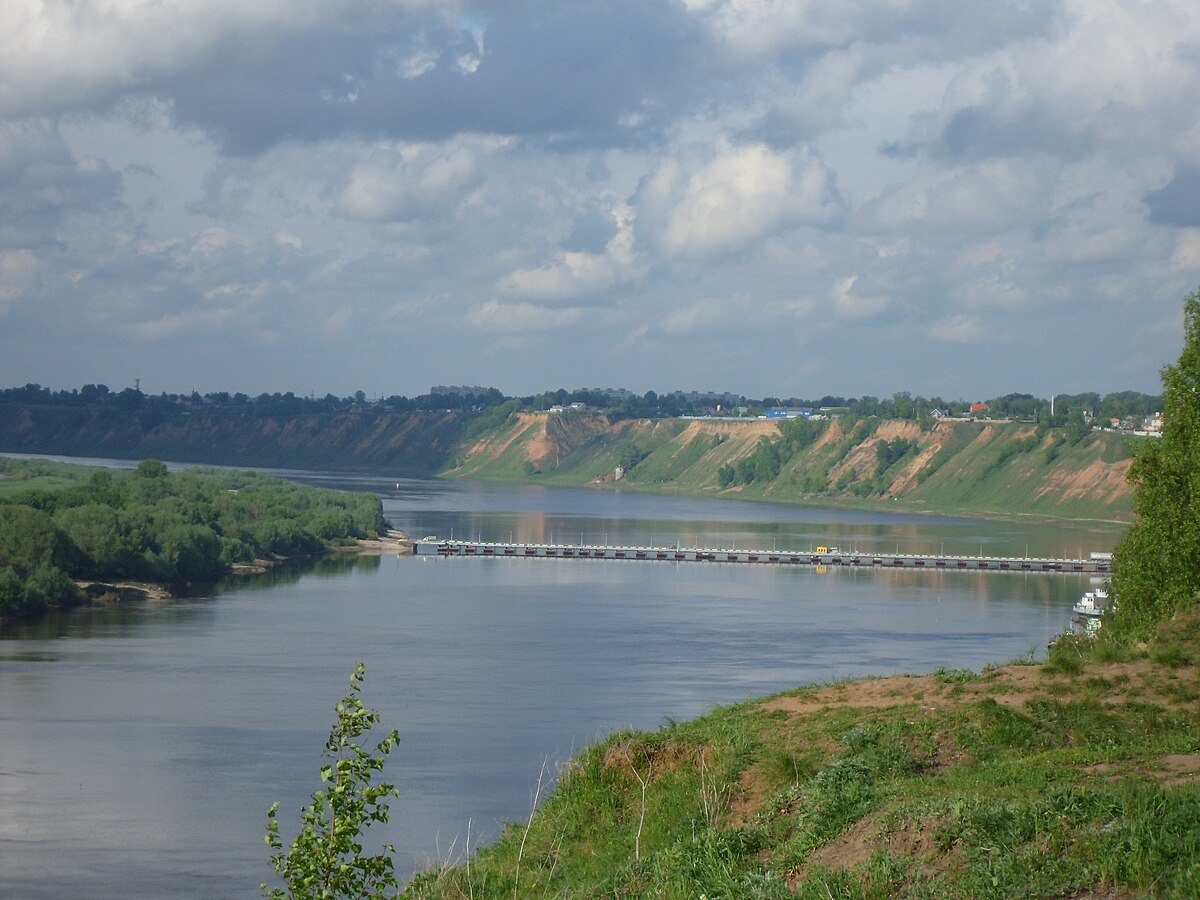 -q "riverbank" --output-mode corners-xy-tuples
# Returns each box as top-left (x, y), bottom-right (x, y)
(53, 531), (415, 616)
(444, 414), (1139, 525)
(404, 605), (1200, 898)
(0, 456), (391, 627)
